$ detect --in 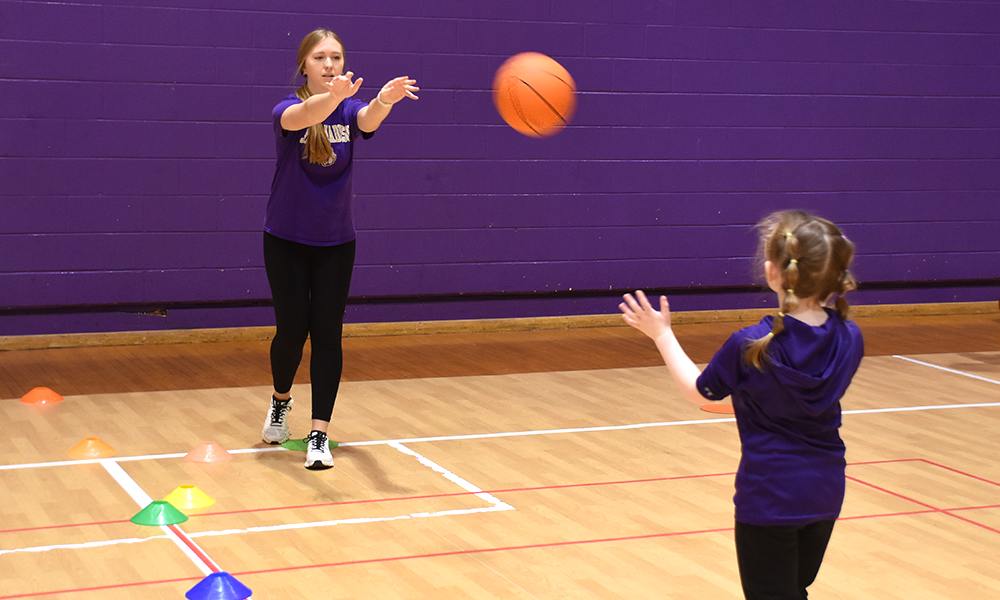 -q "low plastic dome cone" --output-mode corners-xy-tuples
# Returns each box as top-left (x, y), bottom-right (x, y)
(131, 500), (188, 526)
(20, 387), (63, 405)
(185, 571), (252, 600)
(67, 437), (115, 459)
(164, 485), (215, 510)
(281, 437), (339, 451)
(185, 441), (234, 463)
